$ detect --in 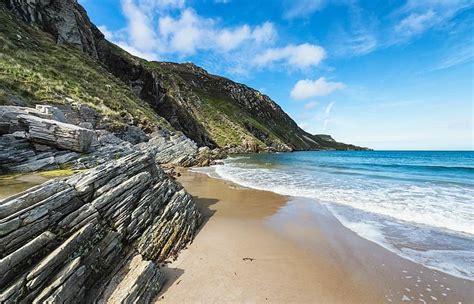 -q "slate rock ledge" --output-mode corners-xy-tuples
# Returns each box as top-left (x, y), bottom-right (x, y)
(0, 151), (202, 303)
